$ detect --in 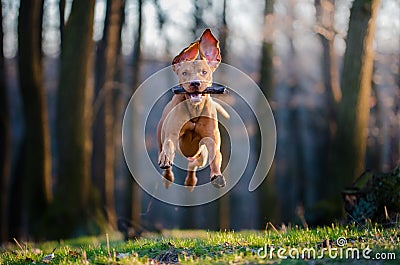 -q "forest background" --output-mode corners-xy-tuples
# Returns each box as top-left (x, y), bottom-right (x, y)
(0, 0), (399, 241)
